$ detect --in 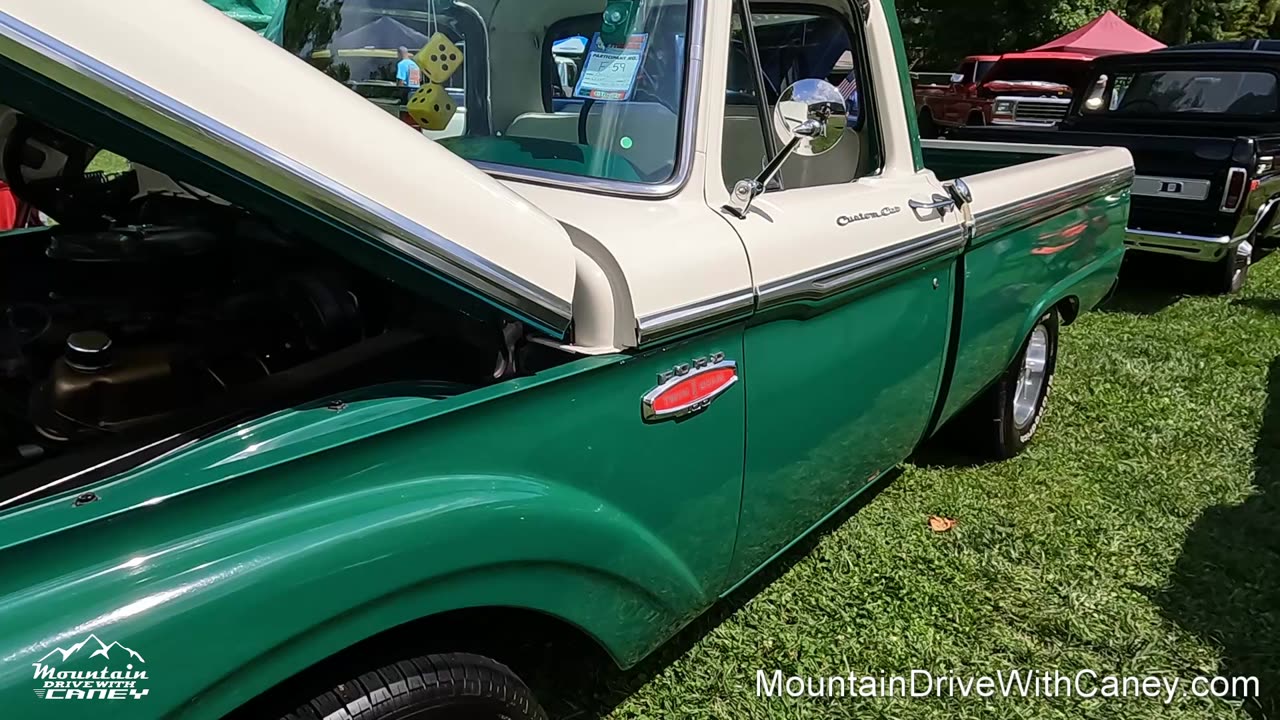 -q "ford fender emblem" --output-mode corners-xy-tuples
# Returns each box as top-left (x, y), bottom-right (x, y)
(641, 352), (738, 422)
